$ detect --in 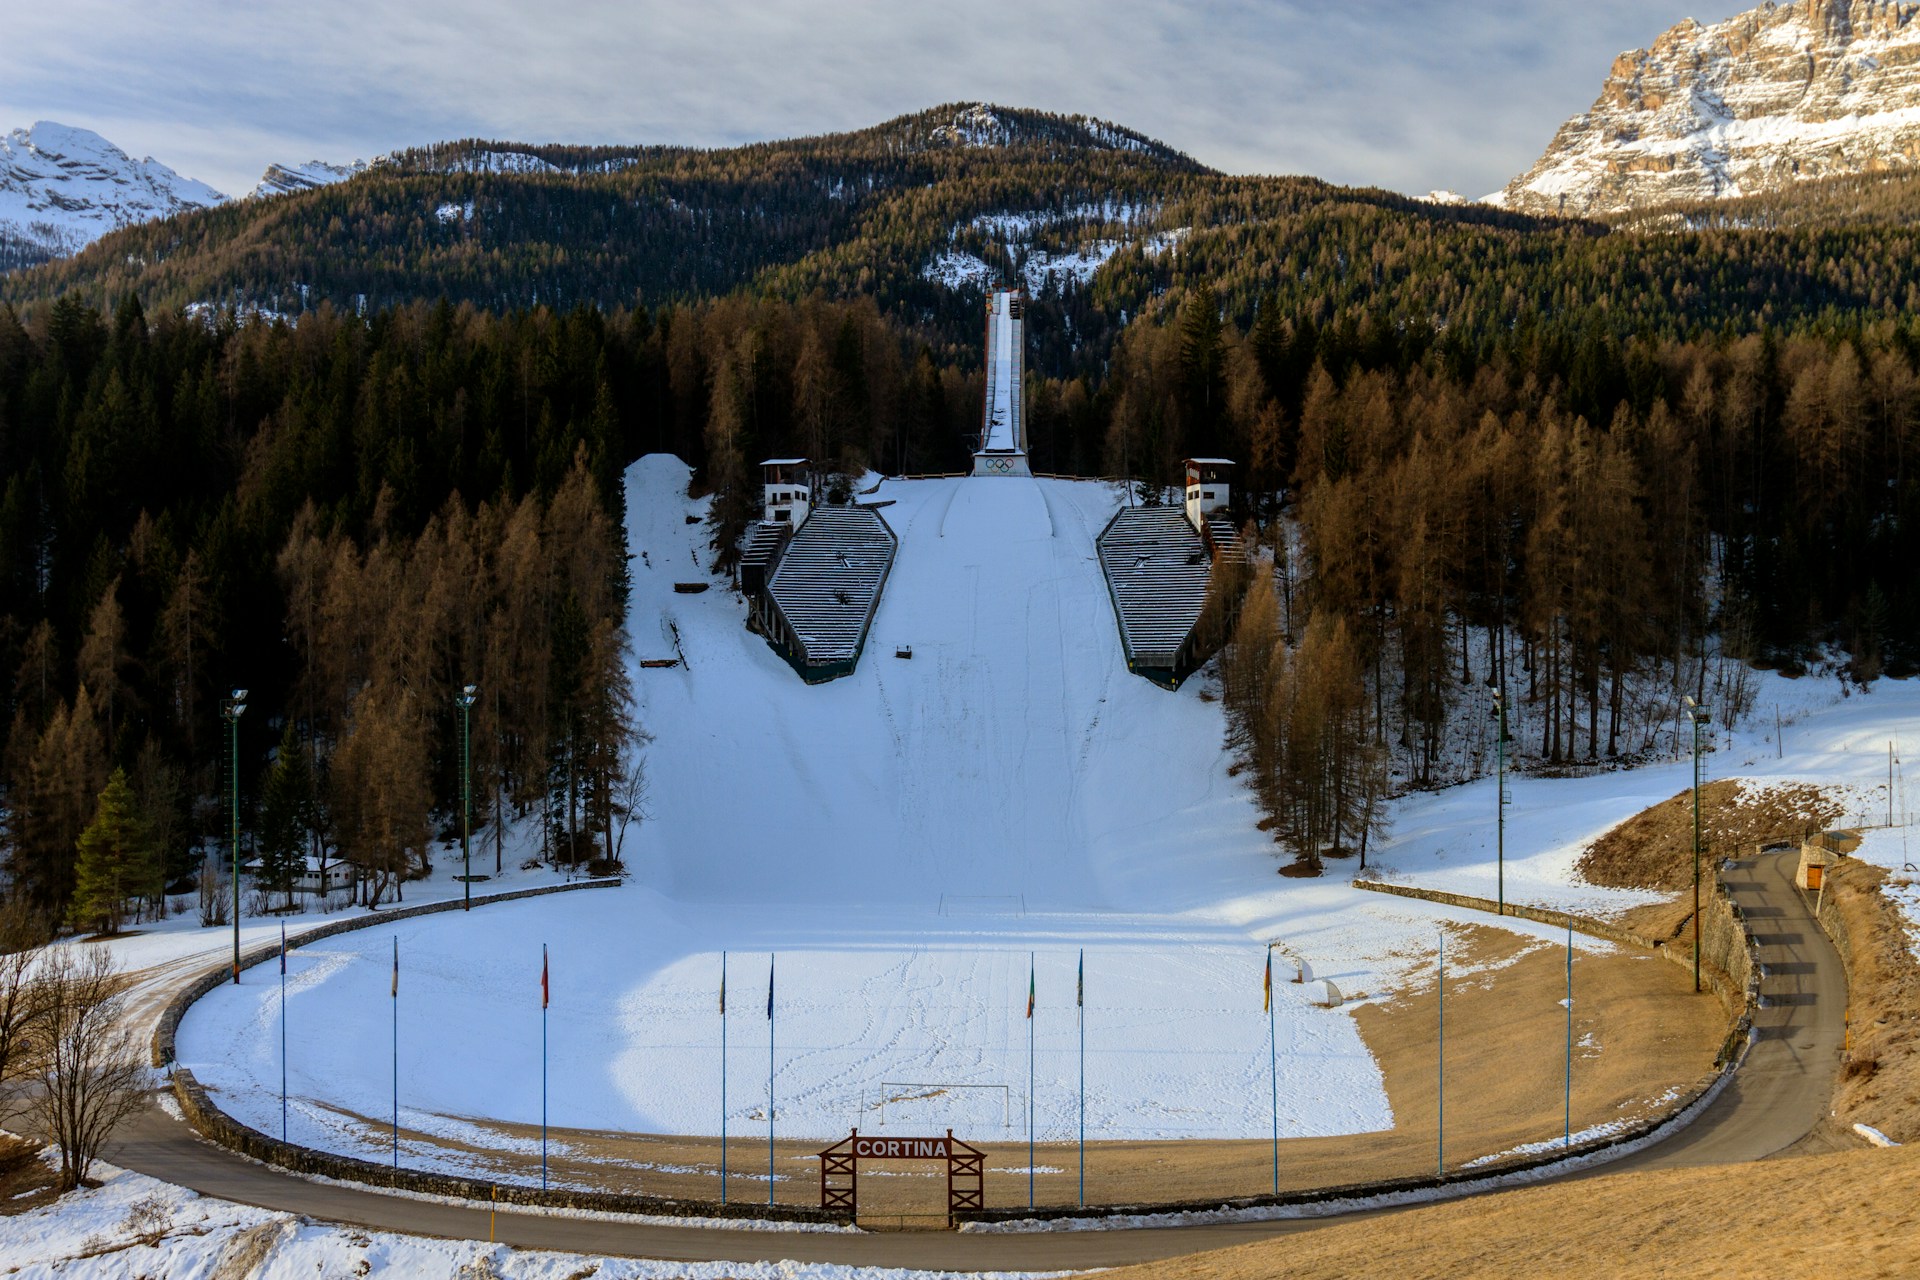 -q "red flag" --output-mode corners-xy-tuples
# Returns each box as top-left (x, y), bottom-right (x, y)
(541, 945), (550, 1010)
(1263, 949), (1272, 1013)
